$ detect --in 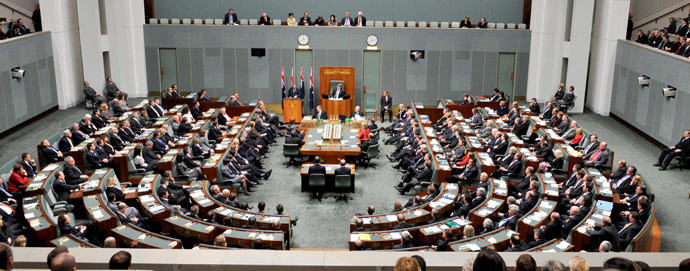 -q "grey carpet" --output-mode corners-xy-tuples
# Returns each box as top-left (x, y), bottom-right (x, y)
(1, 102), (686, 251)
